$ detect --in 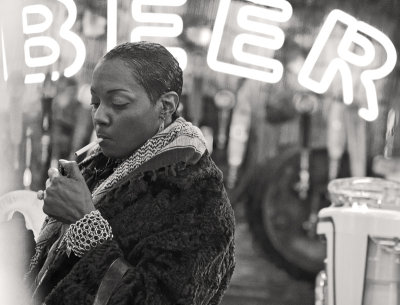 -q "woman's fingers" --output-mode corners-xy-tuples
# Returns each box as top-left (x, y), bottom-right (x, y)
(48, 167), (60, 180)
(37, 190), (46, 200)
(46, 167), (61, 189)
(40, 168), (59, 202)
(58, 160), (84, 181)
